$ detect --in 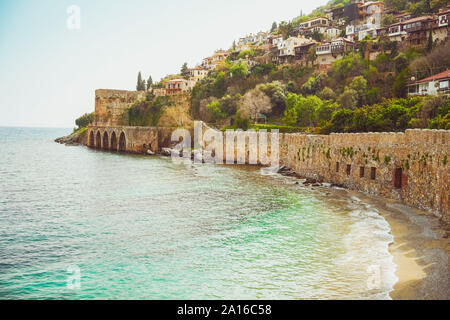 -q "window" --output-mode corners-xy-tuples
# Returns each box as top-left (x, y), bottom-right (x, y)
(336, 162), (340, 173)
(346, 165), (351, 176)
(370, 167), (376, 180)
(360, 167), (365, 178)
